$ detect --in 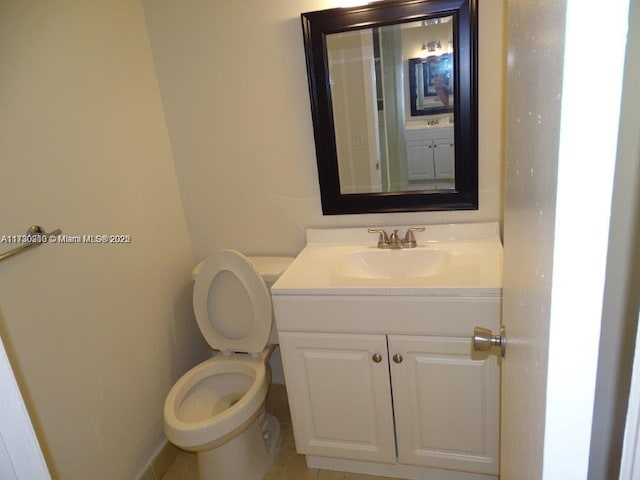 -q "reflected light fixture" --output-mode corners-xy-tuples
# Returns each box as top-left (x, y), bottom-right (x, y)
(420, 40), (442, 58)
